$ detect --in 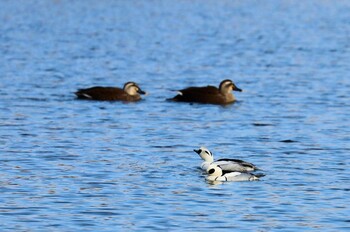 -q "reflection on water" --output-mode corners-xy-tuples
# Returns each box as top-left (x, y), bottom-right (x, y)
(1, 0), (350, 231)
